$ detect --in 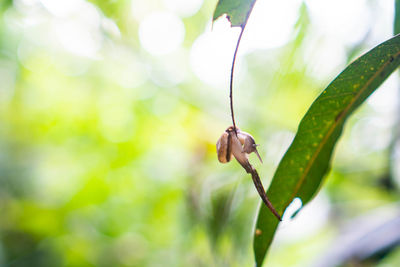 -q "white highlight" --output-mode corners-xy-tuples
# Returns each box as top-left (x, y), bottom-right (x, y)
(306, 0), (370, 45)
(139, 12), (185, 55)
(242, 0), (301, 52)
(190, 19), (239, 87)
(163, 0), (203, 18)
